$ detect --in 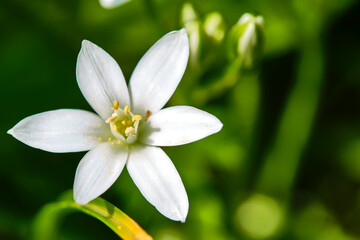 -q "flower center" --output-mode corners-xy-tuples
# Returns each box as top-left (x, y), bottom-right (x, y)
(105, 101), (142, 144)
